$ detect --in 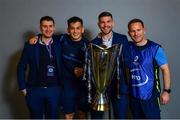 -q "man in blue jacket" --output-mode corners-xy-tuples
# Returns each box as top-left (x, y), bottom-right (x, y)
(125, 18), (171, 119)
(17, 16), (63, 119)
(61, 16), (89, 119)
(90, 11), (129, 119)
